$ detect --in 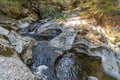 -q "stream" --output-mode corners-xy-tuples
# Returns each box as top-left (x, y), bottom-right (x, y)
(18, 18), (117, 80)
